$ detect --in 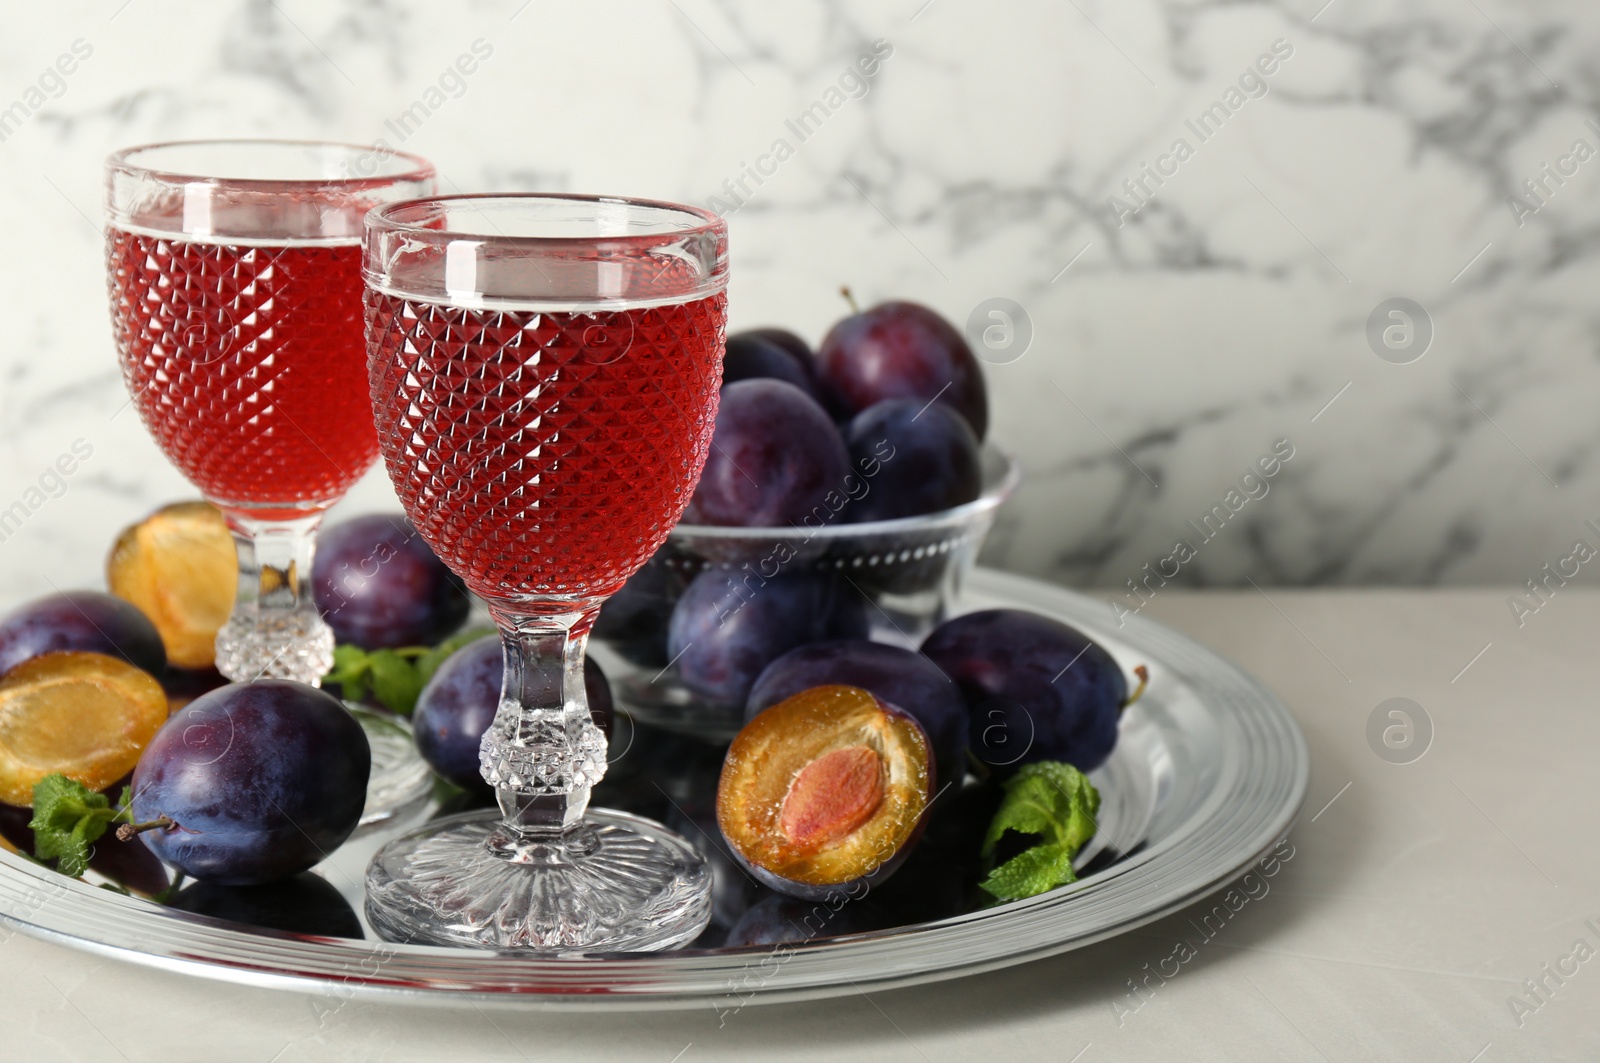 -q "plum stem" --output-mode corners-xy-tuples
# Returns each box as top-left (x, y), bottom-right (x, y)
(1120, 665), (1150, 713)
(115, 817), (175, 841)
(839, 285), (861, 314)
